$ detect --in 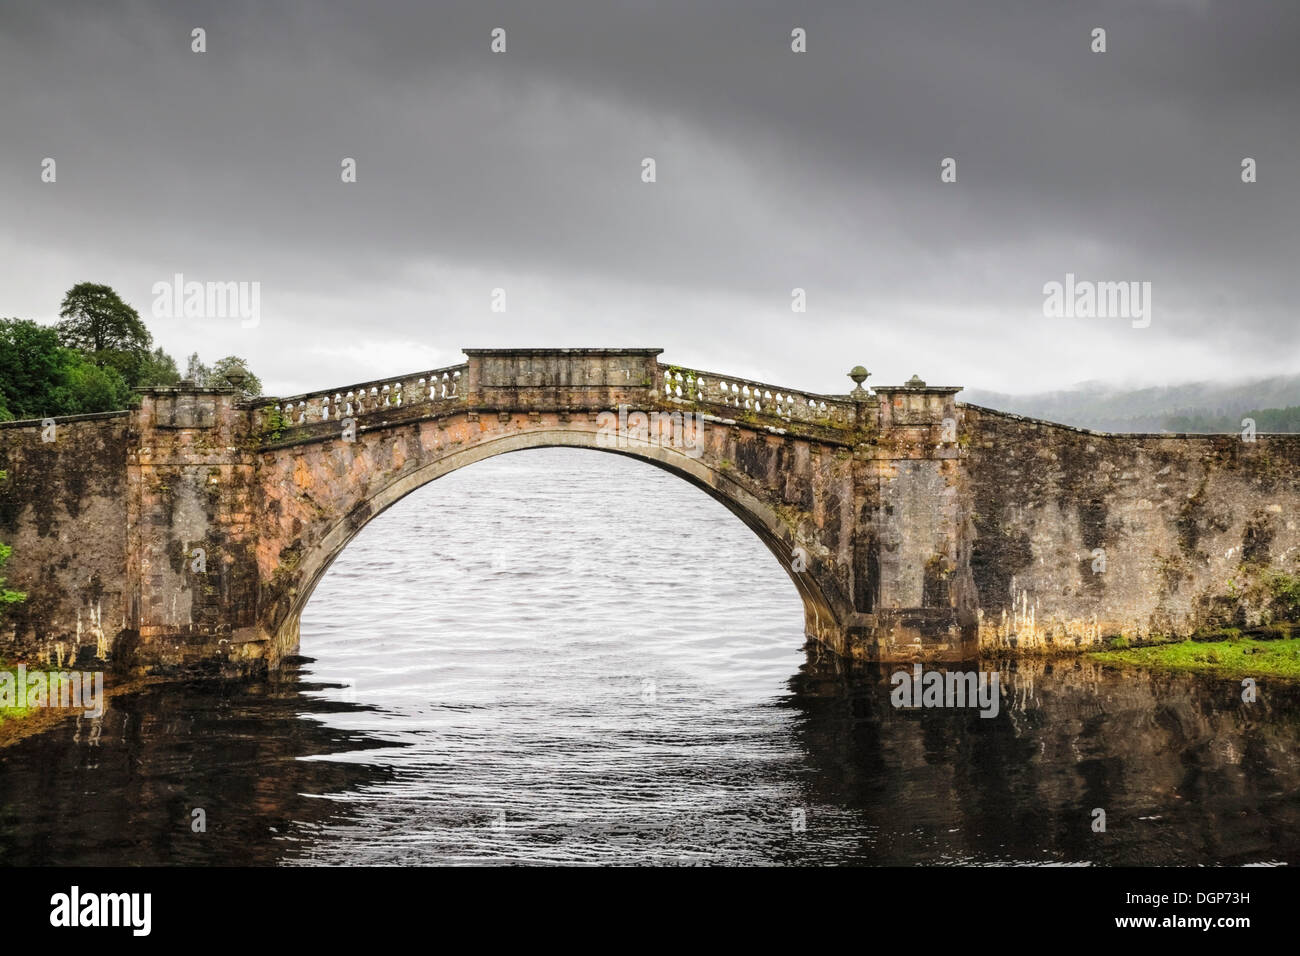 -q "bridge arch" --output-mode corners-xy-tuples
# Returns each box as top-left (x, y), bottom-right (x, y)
(266, 424), (842, 663)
